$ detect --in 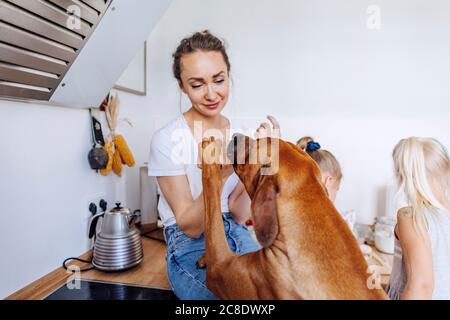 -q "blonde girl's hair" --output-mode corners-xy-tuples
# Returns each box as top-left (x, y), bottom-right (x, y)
(392, 137), (450, 237)
(296, 136), (343, 183)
